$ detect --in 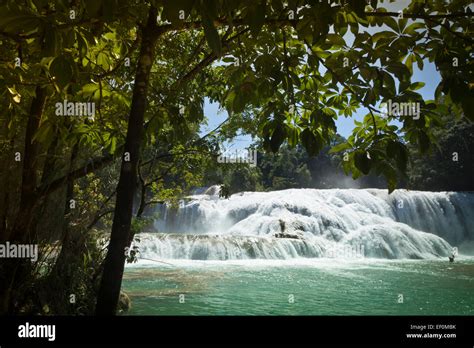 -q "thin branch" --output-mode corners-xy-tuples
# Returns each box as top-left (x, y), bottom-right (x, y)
(304, 39), (379, 141)
(140, 148), (213, 168)
(136, 162), (147, 218)
(366, 11), (474, 20)
(94, 35), (142, 78)
(145, 26), (250, 127)
(368, 106), (378, 142)
(37, 152), (117, 199)
(304, 39), (360, 99)
(199, 116), (231, 142)
(143, 200), (165, 208)
(87, 209), (115, 230)
(425, 17), (474, 44)
(181, 35), (206, 74)
(2, 10), (472, 43)
(152, 11), (474, 34)
(143, 165), (174, 188)
(30, 7), (473, 200)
